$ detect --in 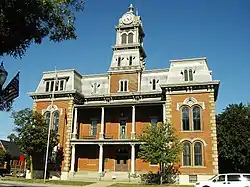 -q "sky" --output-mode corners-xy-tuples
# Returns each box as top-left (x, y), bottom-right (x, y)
(0, 0), (250, 140)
